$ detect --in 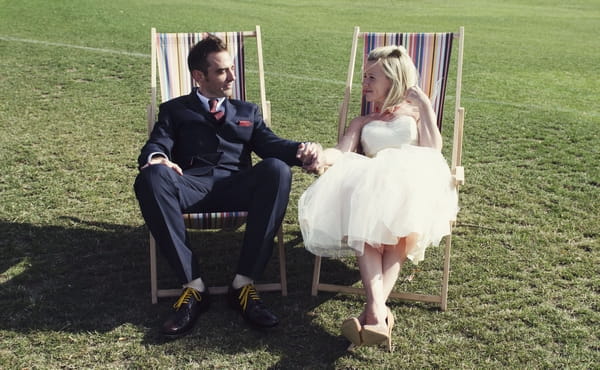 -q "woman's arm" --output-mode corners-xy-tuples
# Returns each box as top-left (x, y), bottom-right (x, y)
(321, 116), (369, 167)
(406, 86), (443, 151)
